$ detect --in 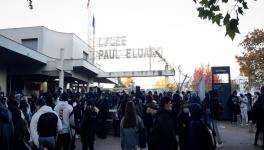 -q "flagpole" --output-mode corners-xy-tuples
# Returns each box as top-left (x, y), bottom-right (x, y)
(87, 0), (90, 43)
(93, 17), (95, 65)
